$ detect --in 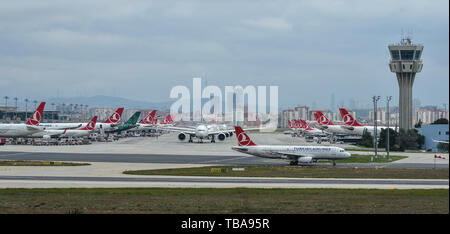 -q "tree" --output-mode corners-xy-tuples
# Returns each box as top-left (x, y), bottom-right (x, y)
(432, 118), (449, 125)
(395, 128), (425, 150)
(357, 130), (373, 148)
(414, 119), (423, 128)
(437, 143), (449, 153)
(379, 128), (399, 151)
